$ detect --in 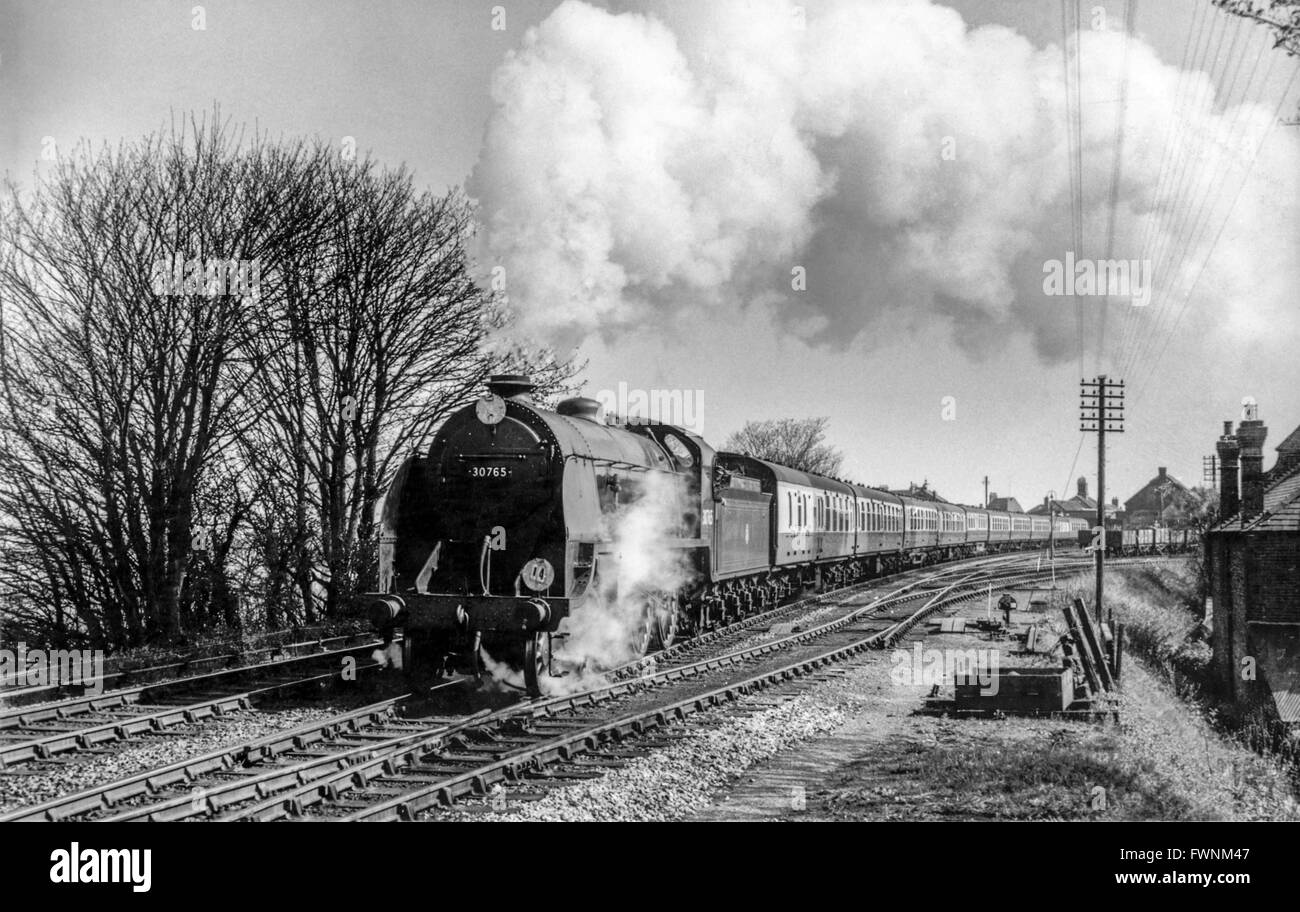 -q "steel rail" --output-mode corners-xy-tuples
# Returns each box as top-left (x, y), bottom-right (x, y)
(0, 653), (386, 768)
(0, 641), (385, 732)
(0, 631), (387, 706)
(238, 566), (1040, 821)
